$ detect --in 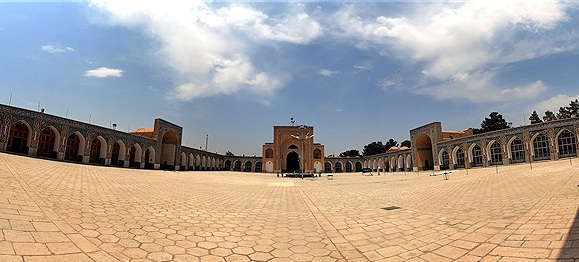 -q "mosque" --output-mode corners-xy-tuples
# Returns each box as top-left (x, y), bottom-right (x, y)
(1, 103), (577, 173)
